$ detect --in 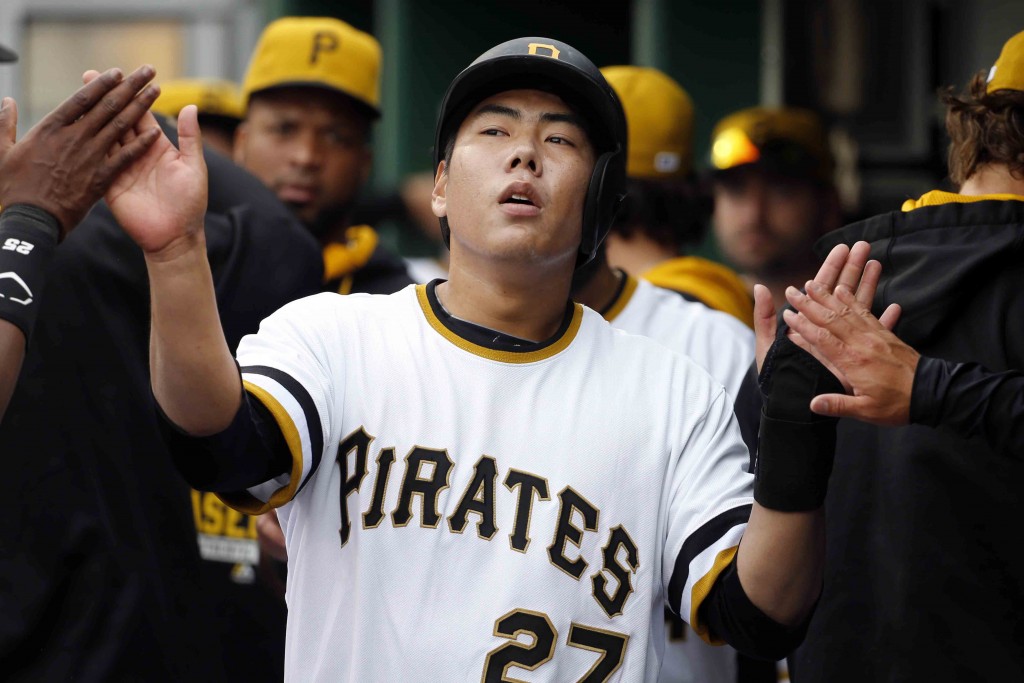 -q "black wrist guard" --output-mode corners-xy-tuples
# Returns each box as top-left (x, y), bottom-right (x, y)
(0, 205), (59, 339)
(754, 318), (845, 511)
